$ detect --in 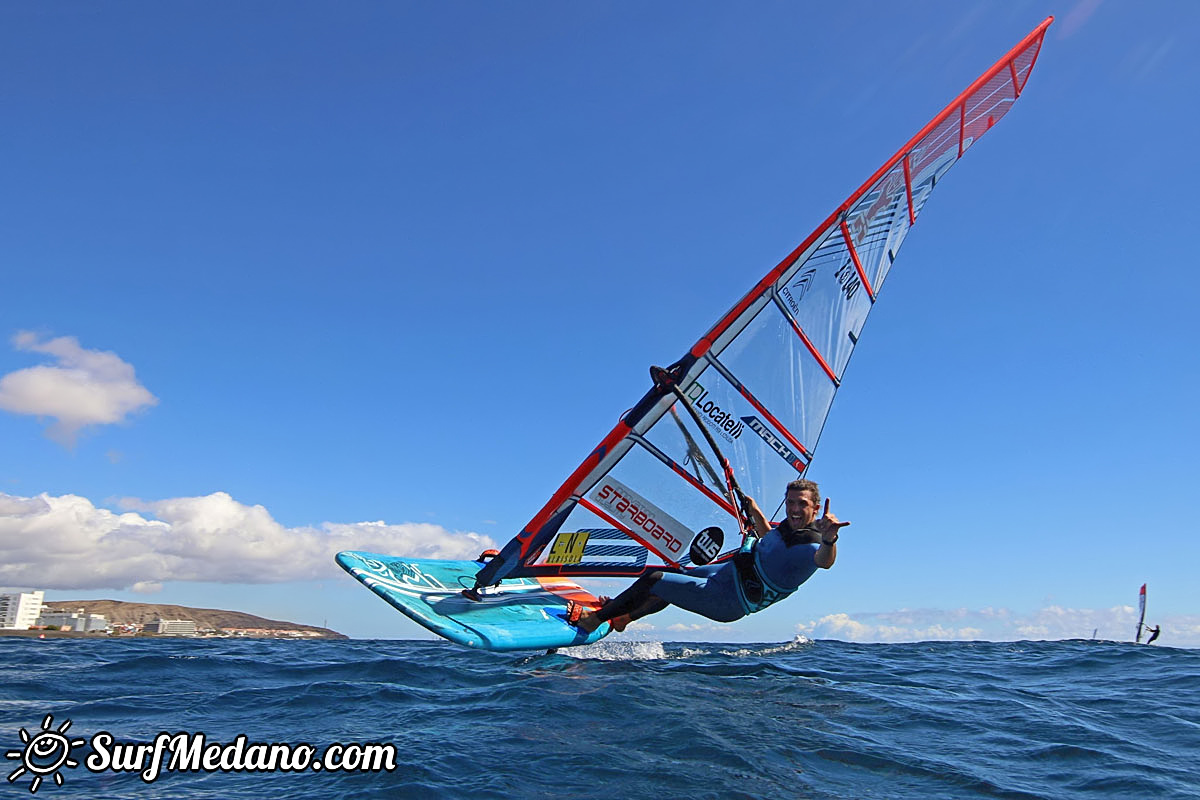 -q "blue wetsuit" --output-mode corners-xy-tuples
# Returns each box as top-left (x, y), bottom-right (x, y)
(649, 525), (820, 622)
